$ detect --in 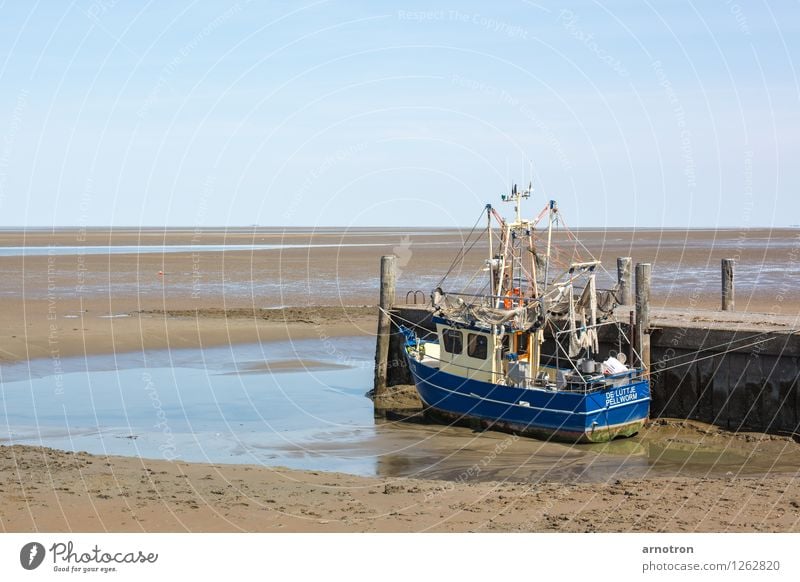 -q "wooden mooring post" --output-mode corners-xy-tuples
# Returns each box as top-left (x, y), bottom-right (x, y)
(373, 255), (397, 409)
(616, 256), (632, 305)
(635, 262), (651, 374)
(722, 258), (735, 311)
